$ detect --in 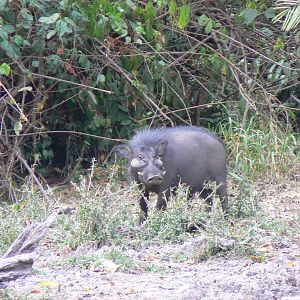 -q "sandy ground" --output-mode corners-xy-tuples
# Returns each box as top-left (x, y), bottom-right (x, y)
(2, 178), (300, 300)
